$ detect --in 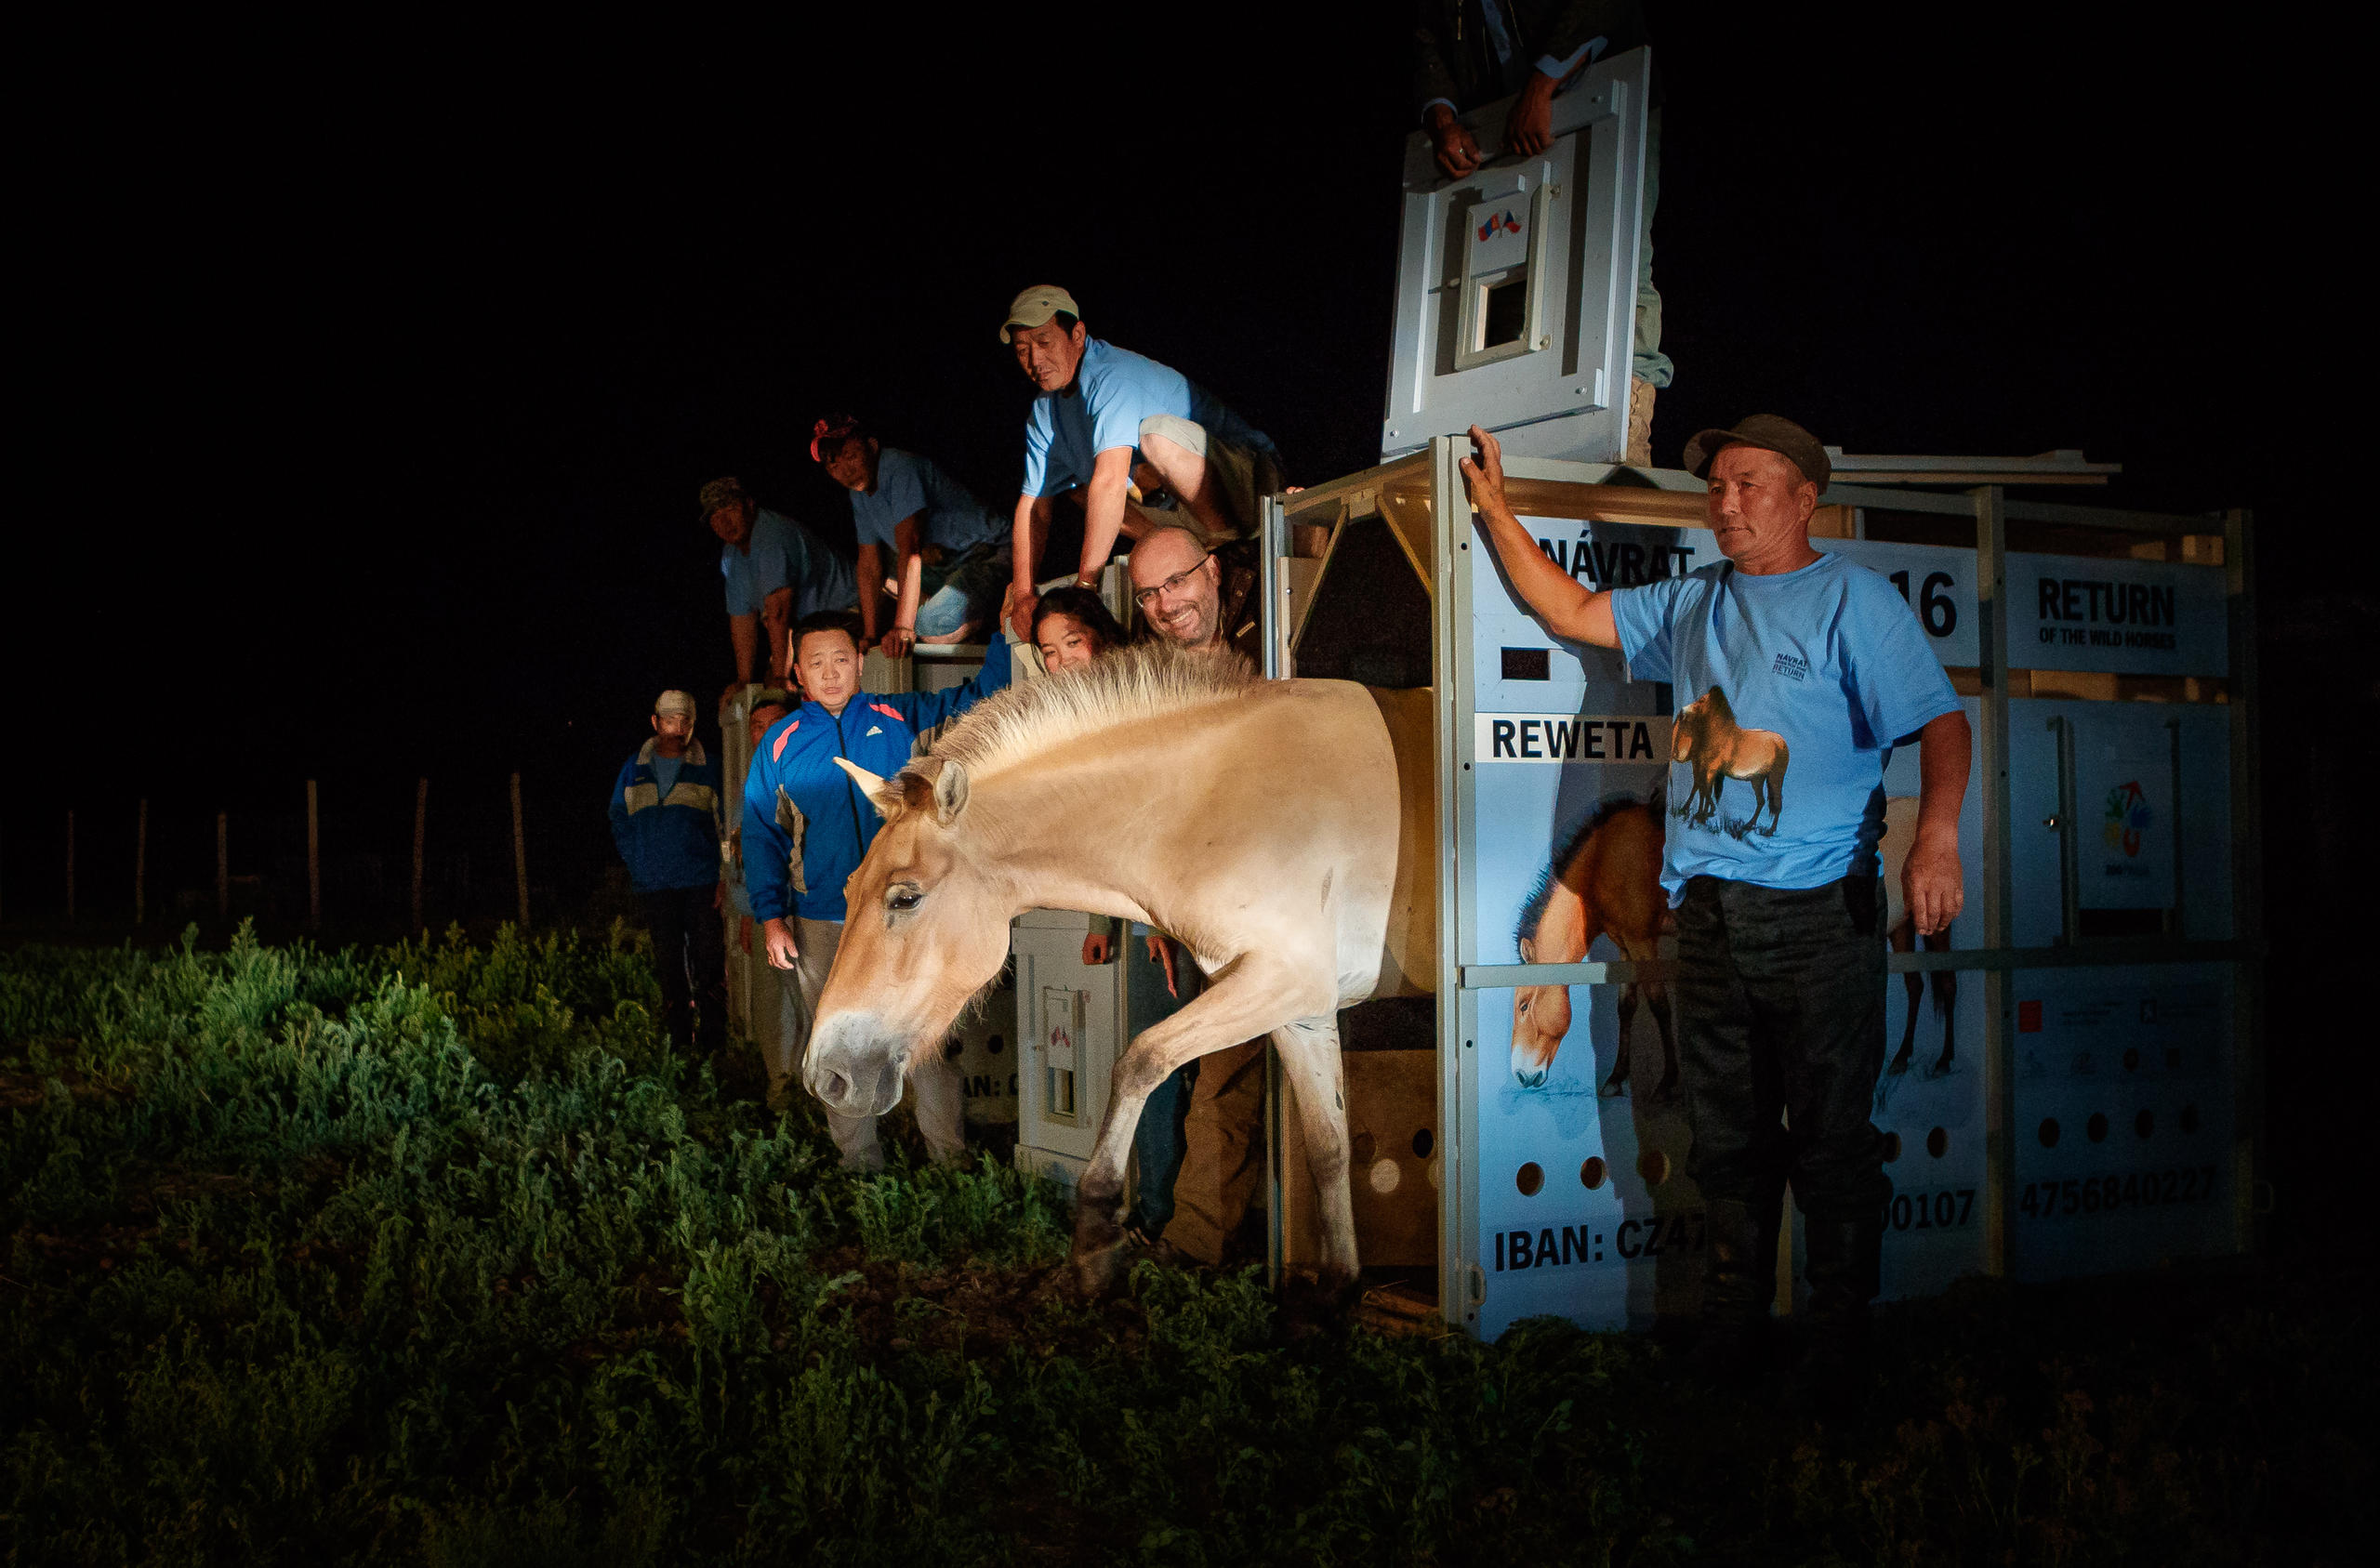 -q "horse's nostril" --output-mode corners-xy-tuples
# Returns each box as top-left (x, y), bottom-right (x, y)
(825, 1073), (851, 1101)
